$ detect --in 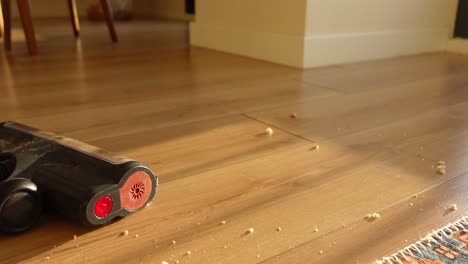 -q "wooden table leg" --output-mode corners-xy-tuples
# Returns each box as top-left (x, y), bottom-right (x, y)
(1, 0), (11, 51)
(16, 0), (37, 55)
(66, 0), (80, 37)
(100, 0), (118, 42)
